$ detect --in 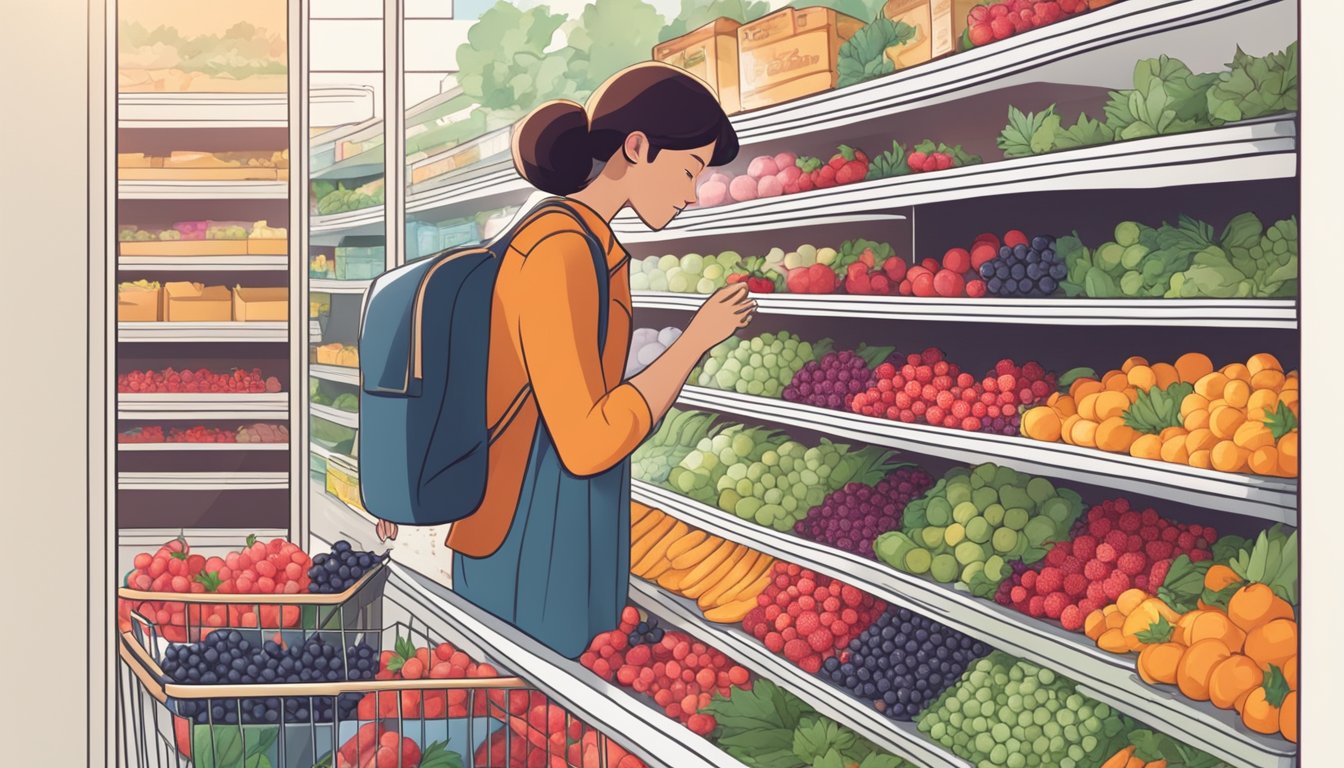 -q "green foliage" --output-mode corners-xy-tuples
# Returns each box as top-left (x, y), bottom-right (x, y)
(568, 0), (667, 90)
(119, 20), (287, 79)
(456, 3), (585, 121)
(1103, 55), (1218, 140)
(1123, 382), (1195, 435)
(1207, 43), (1299, 124)
(660, 0), (772, 42)
(837, 17), (915, 87)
